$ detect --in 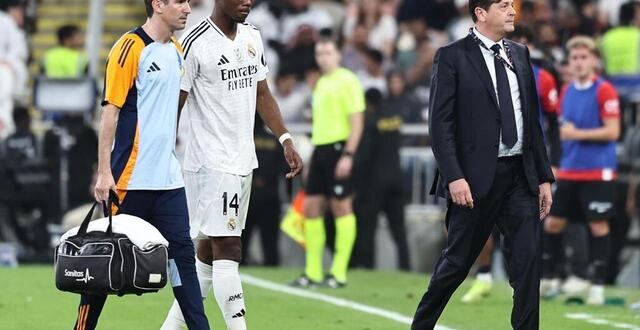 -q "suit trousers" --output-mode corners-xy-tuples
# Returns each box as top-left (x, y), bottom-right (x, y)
(412, 156), (541, 330)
